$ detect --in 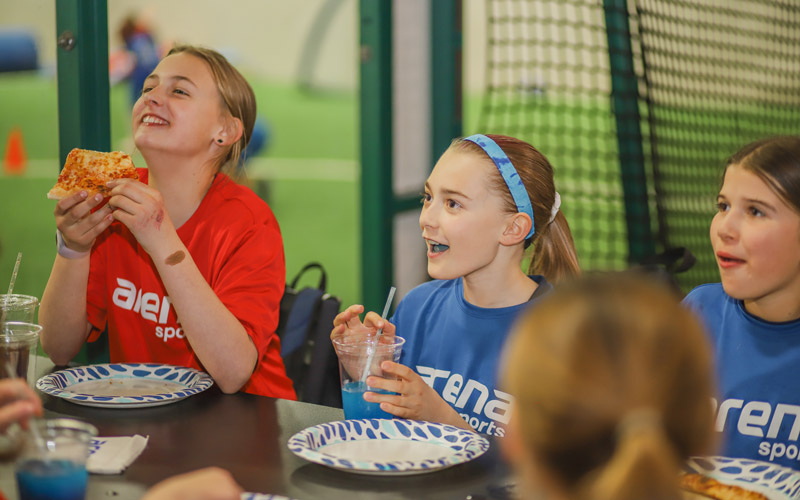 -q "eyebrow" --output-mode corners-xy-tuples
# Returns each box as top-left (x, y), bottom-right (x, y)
(424, 182), (472, 200)
(744, 197), (777, 211)
(717, 194), (777, 211)
(144, 74), (197, 87)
